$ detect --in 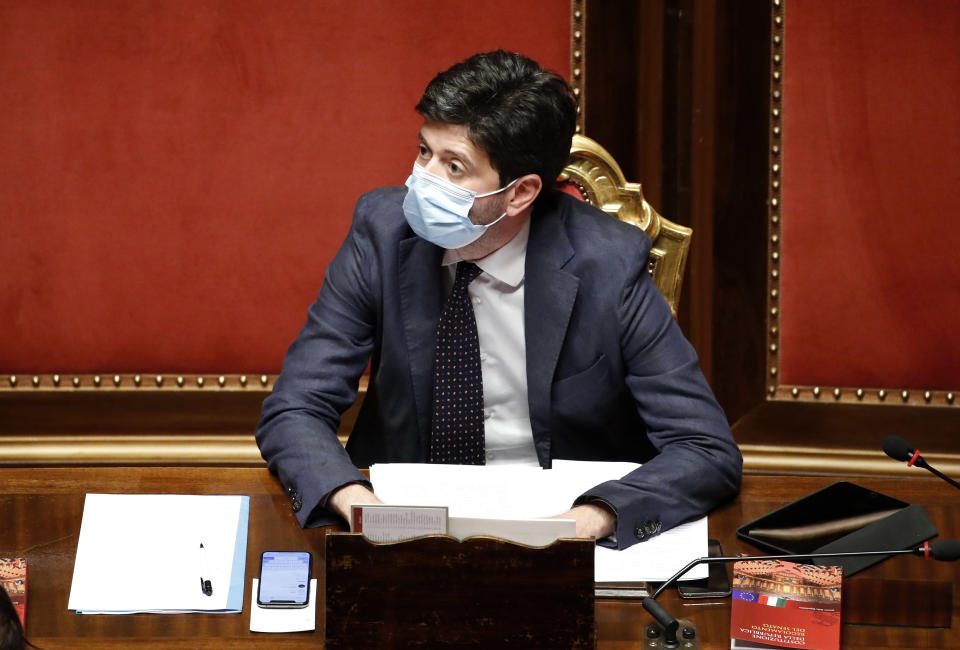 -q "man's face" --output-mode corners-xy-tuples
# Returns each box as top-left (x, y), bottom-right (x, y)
(416, 120), (505, 226)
